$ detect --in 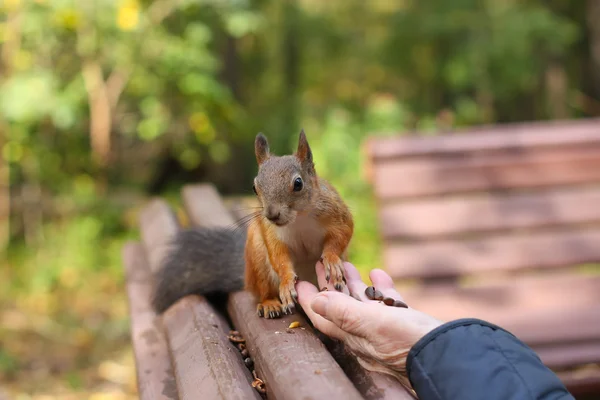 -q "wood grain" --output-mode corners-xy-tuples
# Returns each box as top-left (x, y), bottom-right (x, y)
(138, 198), (259, 400)
(384, 228), (600, 279)
(139, 199), (180, 274)
(122, 242), (179, 400)
(228, 292), (364, 400)
(161, 296), (259, 400)
(535, 341), (600, 370)
(182, 183), (415, 399)
(380, 187), (600, 240)
(400, 273), (600, 349)
(366, 118), (600, 160)
(558, 371), (600, 397)
(371, 146), (600, 200)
